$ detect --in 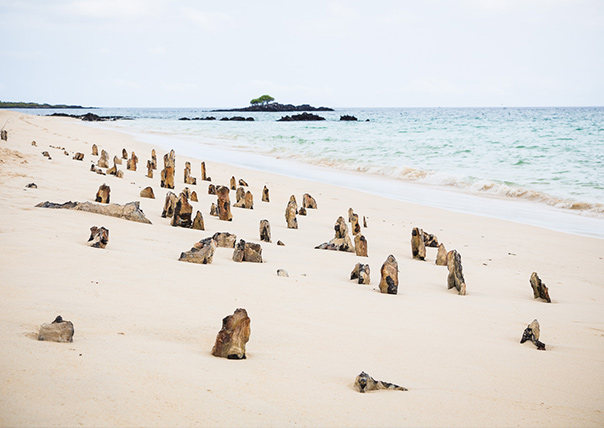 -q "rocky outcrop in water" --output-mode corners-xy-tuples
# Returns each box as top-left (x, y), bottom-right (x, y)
(212, 103), (333, 112)
(277, 113), (326, 121)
